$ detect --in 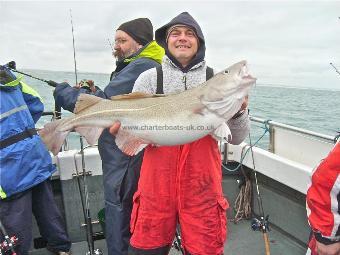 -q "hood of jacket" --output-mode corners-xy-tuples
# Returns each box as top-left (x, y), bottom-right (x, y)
(155, 12), (205, 72)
